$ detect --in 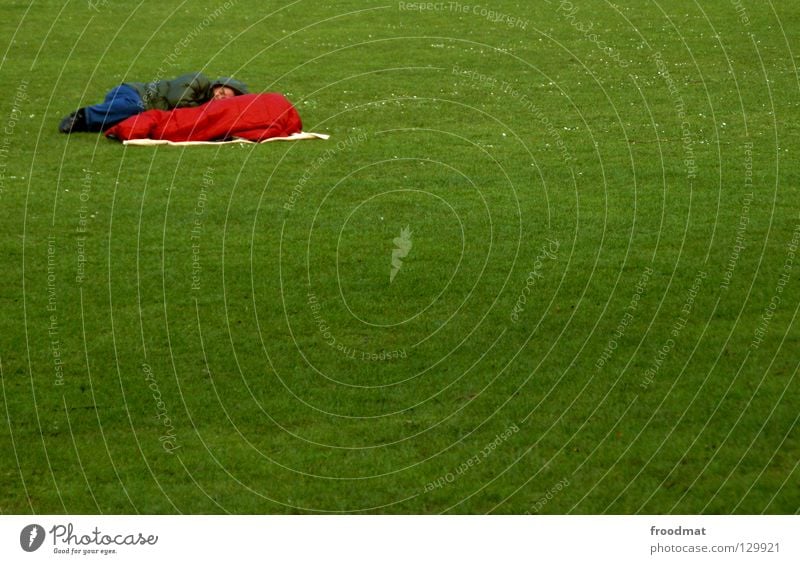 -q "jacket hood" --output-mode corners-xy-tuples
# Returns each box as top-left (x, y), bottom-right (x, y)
(211, 77), (249, 96)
